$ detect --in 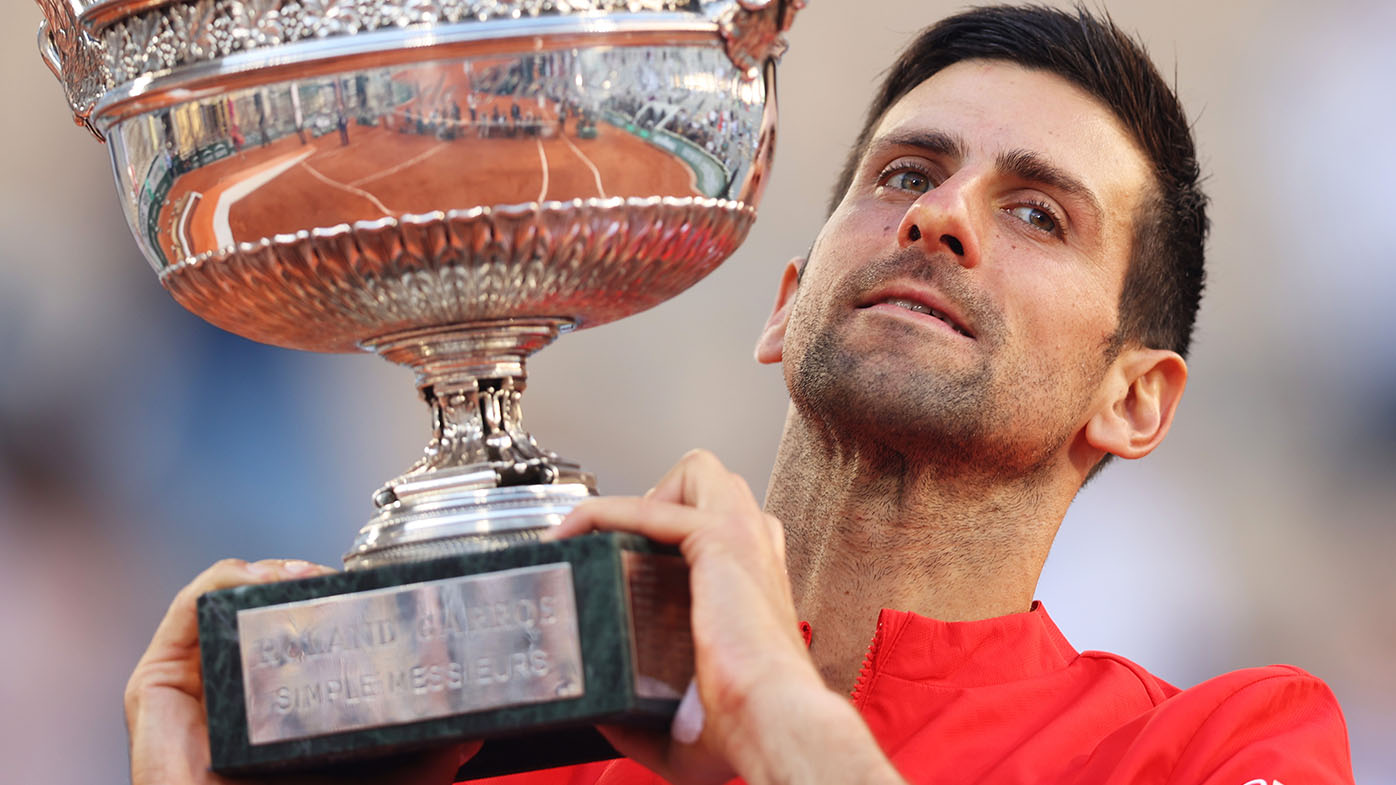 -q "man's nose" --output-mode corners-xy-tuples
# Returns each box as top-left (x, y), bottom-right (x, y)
(896, 175), (981, 268)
